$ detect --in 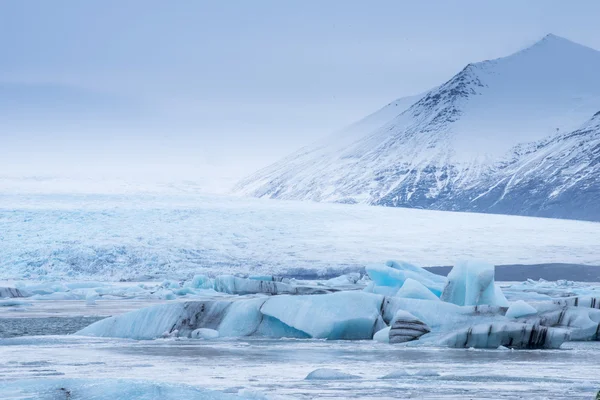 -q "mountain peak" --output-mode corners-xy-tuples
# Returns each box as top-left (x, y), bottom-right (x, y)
(515, 33), (598, 57)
